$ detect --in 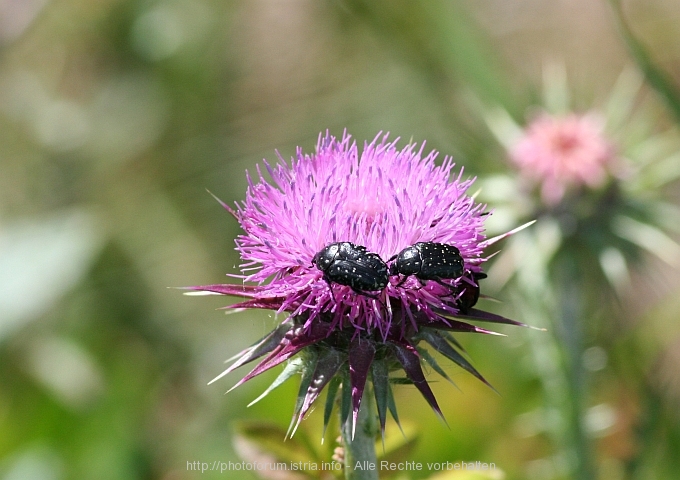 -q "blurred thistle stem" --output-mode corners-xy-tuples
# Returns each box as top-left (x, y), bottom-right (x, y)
(556, 262), (595, 480)
(608, 0), (680, 123)
(341, 386), (378, 480)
